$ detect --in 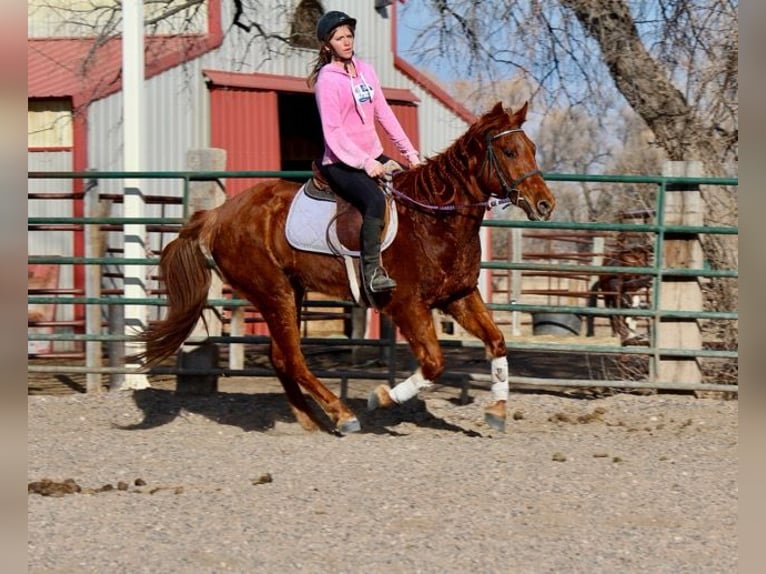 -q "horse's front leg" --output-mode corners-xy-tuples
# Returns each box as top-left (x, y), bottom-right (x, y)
(367, 304), (443, 411)
(444, 288), (509, 432)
